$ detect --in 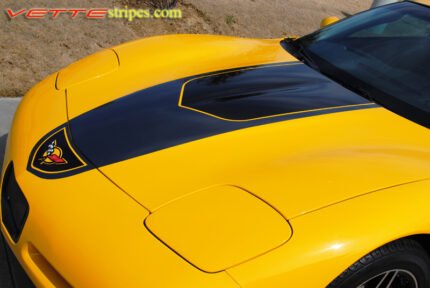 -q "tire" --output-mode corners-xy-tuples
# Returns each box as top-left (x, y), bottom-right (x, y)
(328, 238), (430, 288)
